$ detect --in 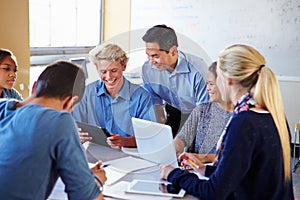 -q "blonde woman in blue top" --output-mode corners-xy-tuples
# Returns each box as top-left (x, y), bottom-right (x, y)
(0, 48), (22, 100)
(160, 44), (294, 199)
